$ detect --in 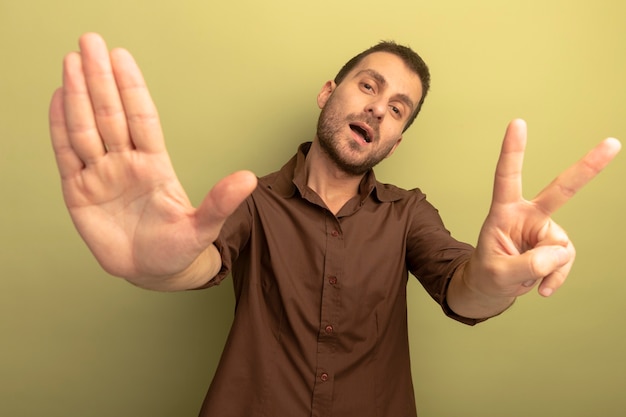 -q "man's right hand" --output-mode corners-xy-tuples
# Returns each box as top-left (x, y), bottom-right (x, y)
(49, 33), (257, 290)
